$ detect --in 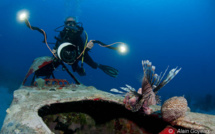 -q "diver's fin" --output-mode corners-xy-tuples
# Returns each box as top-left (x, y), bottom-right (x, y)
(98, 64), (119, 78)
